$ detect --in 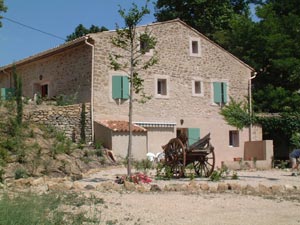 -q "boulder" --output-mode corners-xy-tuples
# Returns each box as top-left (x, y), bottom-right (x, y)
(227, 183), (242, 192)
(200, 183), (210, 191)
(217, 183), (228, 192)
(124, 181), (136, 192)
(150, 184), (162, 192)
(258, 184), (272, 195)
